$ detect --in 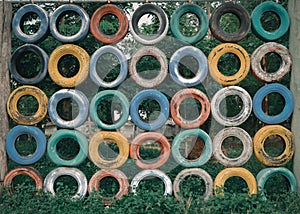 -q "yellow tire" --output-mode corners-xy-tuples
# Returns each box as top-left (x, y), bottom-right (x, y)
(89, 131), (129, 169)
(7, 85), (48, 125)
(214, 167), (257, 196)
(208, 43), (250, 86)
(253, 125), (294, 166)
(48, 44), (89, 87)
